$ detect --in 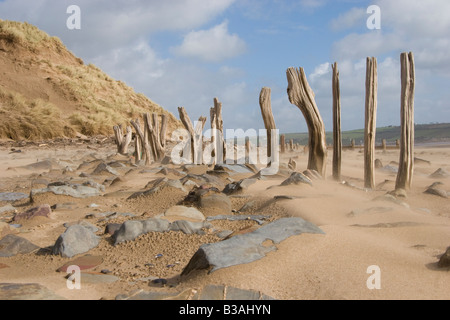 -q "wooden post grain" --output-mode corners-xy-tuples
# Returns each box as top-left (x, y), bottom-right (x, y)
(396, 52), (415, 191)
(364, 57), (378, 189)
(286, 67), (327, 177)
(259, 87), (277, 164)
(332, 62), (342, 181)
